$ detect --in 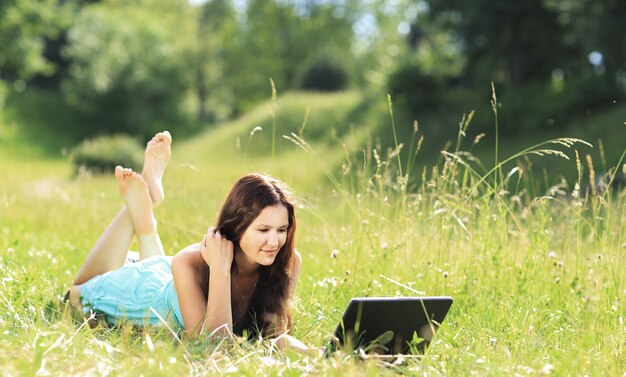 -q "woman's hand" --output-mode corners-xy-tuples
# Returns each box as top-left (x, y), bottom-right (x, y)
(273, 334), (324, 357)
(200, 226), (234, 272)
(199, 226), (234, 335)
